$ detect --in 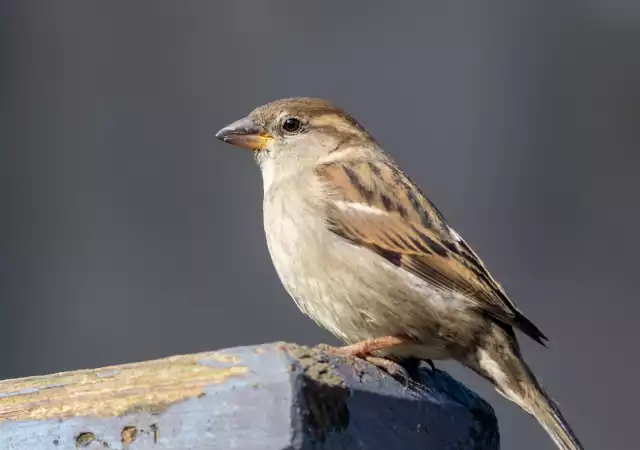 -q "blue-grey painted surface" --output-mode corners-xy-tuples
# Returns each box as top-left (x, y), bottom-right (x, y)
(0, 343), (499, 449)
